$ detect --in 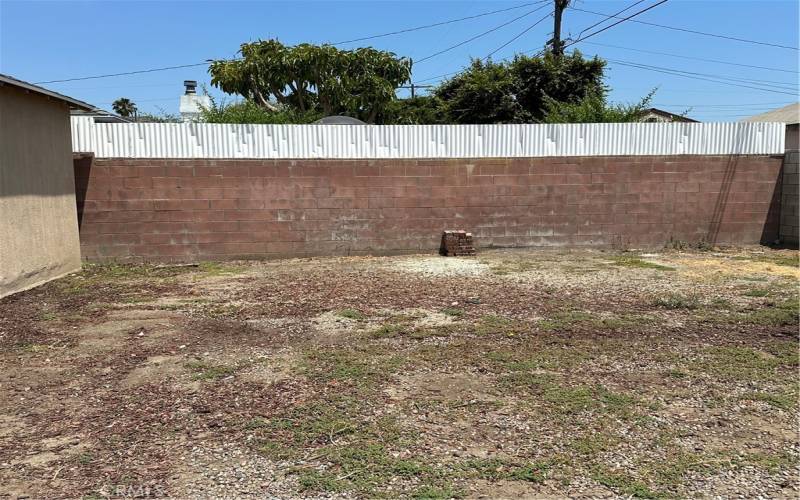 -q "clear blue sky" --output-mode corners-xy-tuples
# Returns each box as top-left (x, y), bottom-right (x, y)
(1, 0), (797, 121)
